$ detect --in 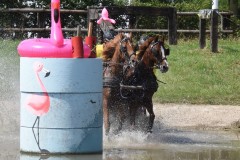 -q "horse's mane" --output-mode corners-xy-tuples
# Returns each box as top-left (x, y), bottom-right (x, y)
(102, 33), (124, 61)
